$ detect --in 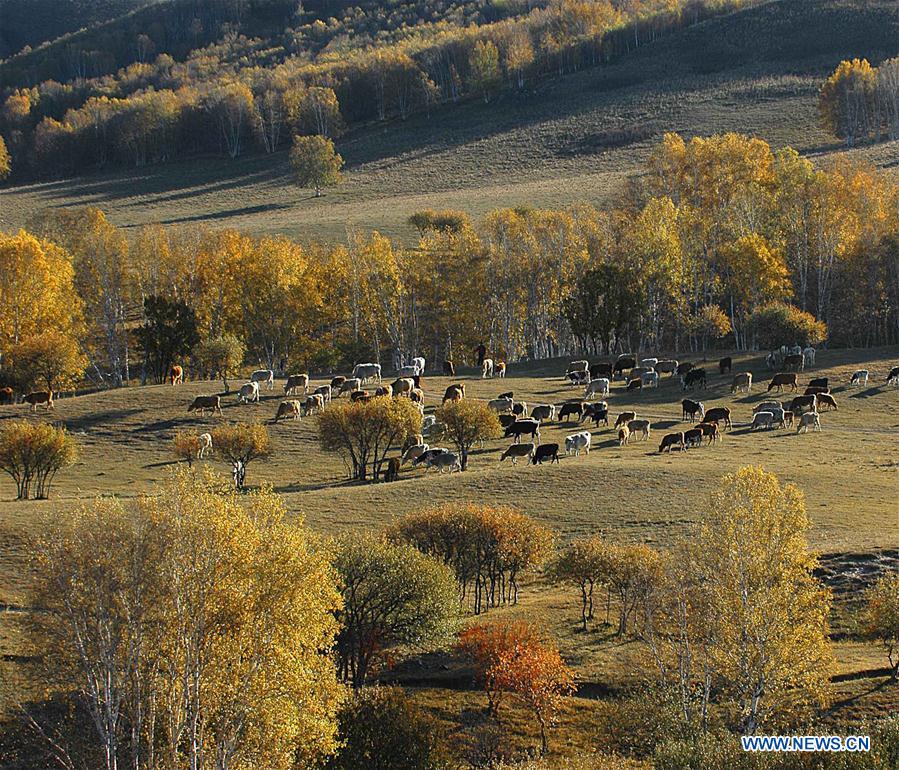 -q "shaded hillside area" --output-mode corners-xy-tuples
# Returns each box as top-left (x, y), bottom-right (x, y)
(2, 0), (898, 243)
(0, 0), (151, 60)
